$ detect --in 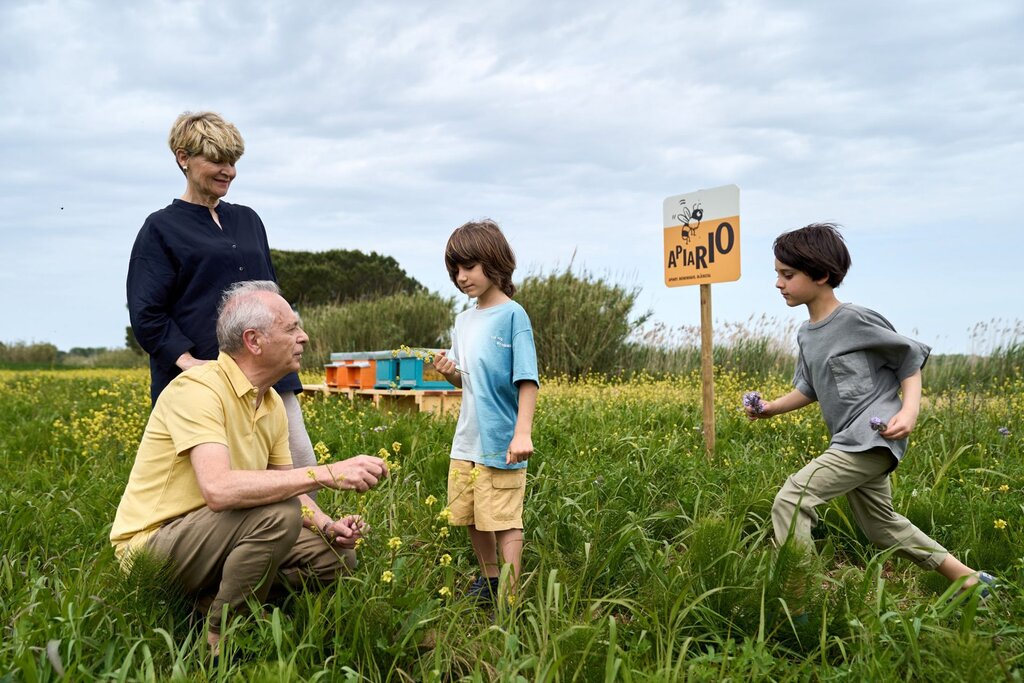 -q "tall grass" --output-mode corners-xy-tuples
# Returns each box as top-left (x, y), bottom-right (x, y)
(300, 291), (456, 369)
(1, 368), (1021, 680)
(627, 314), (798, 379)
(922, 319), (1024, 392)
